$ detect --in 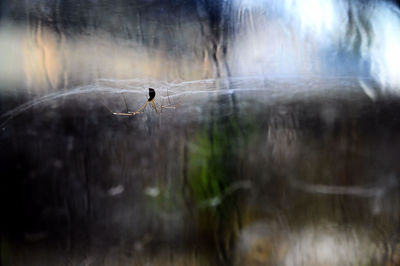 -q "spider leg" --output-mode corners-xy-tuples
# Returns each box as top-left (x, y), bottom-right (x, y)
(102, 101), (115, 114)
(151, 100), (158, 113)
(154, 101), (168, 113)
(158, 96), (182, 110)
(155, 101), (163, 113)
(167, 87), (171, 105)
(164, 93), (185, 109)
(111, 112), (137, 116)
(108, 101), (148, 116)
(132, 101), (148, 114)
(155, 96), (177, 110)
(160, 102), (176, 109)
(162, 104), (176, 109)
(123, 94), (129, 113)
